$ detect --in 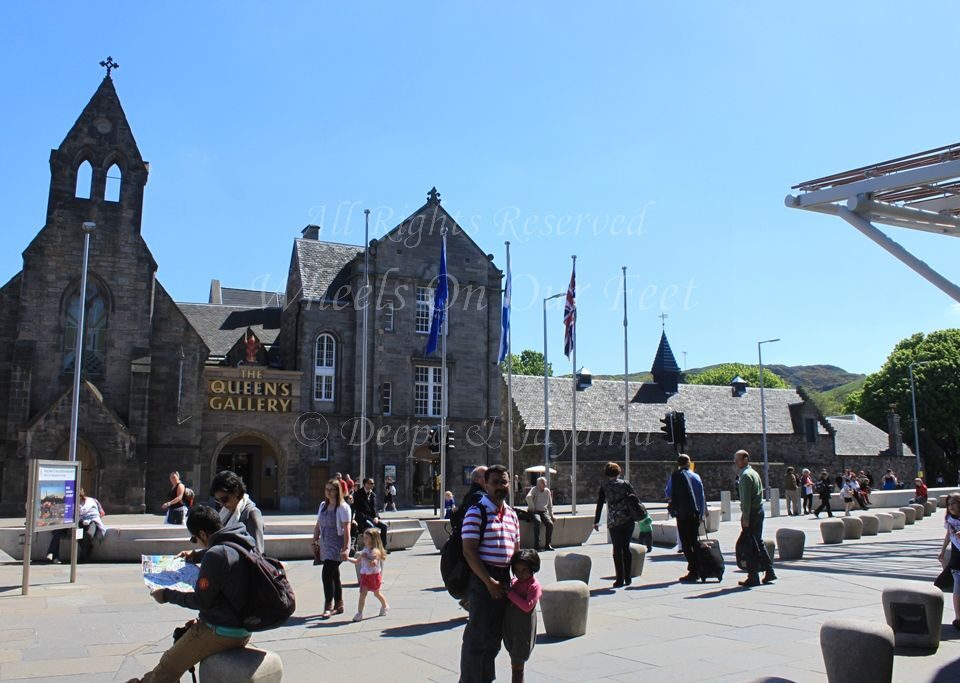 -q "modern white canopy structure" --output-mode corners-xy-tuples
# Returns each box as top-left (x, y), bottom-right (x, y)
(785, 143), (960, 303)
